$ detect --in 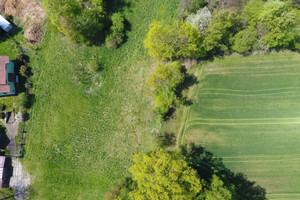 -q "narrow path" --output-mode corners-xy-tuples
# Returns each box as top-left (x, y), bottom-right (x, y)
(177, 66), (204, 147)
(1, 113), (30, 200)
(10, 158), (30, 200)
